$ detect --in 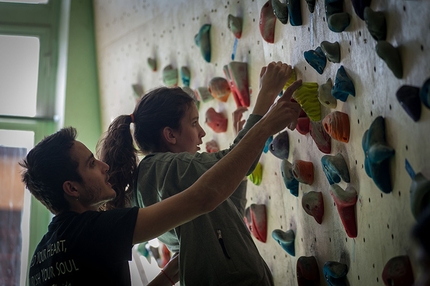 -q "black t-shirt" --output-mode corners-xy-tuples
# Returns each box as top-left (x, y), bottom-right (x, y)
(28, 207), (139, 286)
